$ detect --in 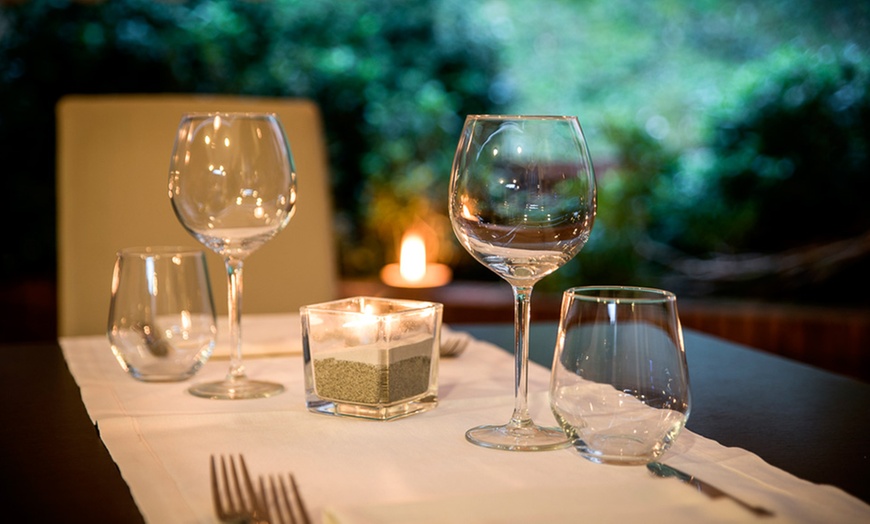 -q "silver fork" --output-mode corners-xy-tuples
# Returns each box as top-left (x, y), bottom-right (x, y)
(259, 473), (312, 524)
(210, 454), (268, 523)
(440, 333), (471, 357)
